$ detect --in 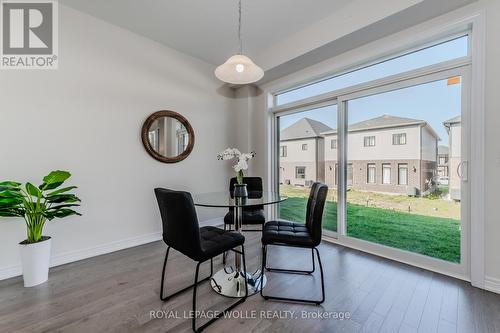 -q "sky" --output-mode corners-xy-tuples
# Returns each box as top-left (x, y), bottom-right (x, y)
(278, 36), (467, 146)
